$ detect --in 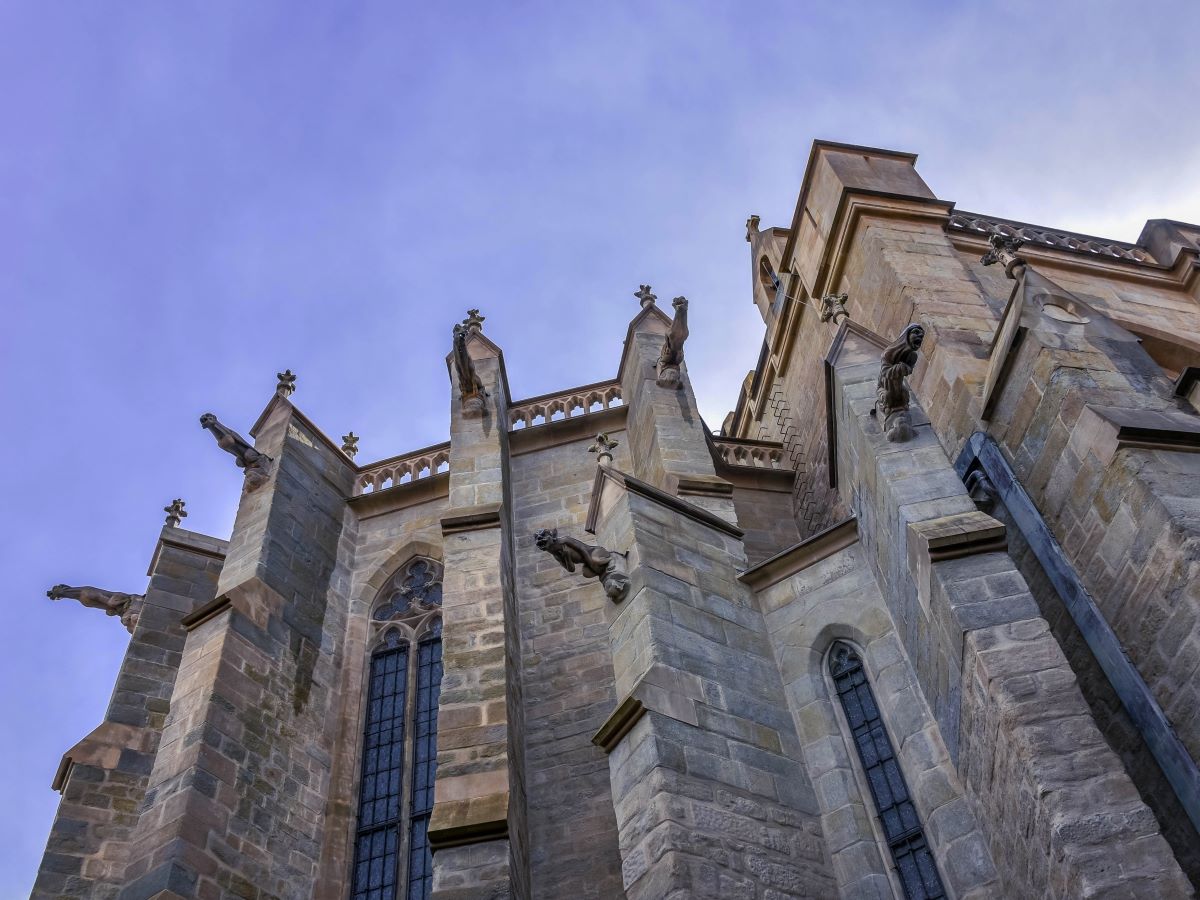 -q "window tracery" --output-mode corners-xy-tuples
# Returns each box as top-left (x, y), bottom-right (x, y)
(351, 557), (444, 900)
